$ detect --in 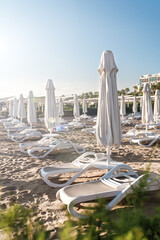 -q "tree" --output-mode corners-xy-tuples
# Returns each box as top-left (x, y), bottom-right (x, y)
(138, 88), (143, 96)
(88, 91), (93, 98)
(79, 91), (99, 99)
(157, 82), (160, 90)
(93, 92), (99, 98)
(133, 85), (138, 94)
(125, 88), (130, 94)
(151, 84), (157, 94)
(120, 89), (125, 95)
(117, 91), (121, 96)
